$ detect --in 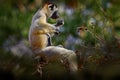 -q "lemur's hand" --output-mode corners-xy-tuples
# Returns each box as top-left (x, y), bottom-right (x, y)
(55, 19), (64, 27)
(54, 29), (61, 35)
